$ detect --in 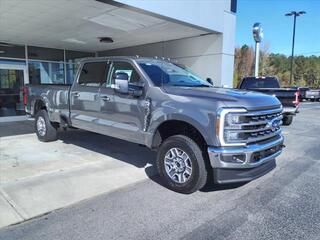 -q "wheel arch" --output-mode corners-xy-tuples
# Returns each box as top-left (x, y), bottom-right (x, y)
(151, 119), (208, 151)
